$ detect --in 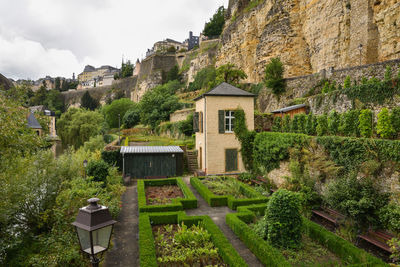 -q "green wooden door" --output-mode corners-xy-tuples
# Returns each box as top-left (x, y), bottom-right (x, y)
(225, 149), (238, 172)
(126, 154), (176, 178)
